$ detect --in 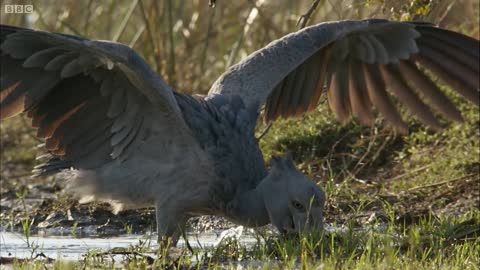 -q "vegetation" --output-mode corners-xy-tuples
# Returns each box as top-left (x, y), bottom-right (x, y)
(1, 0), (479, 269)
